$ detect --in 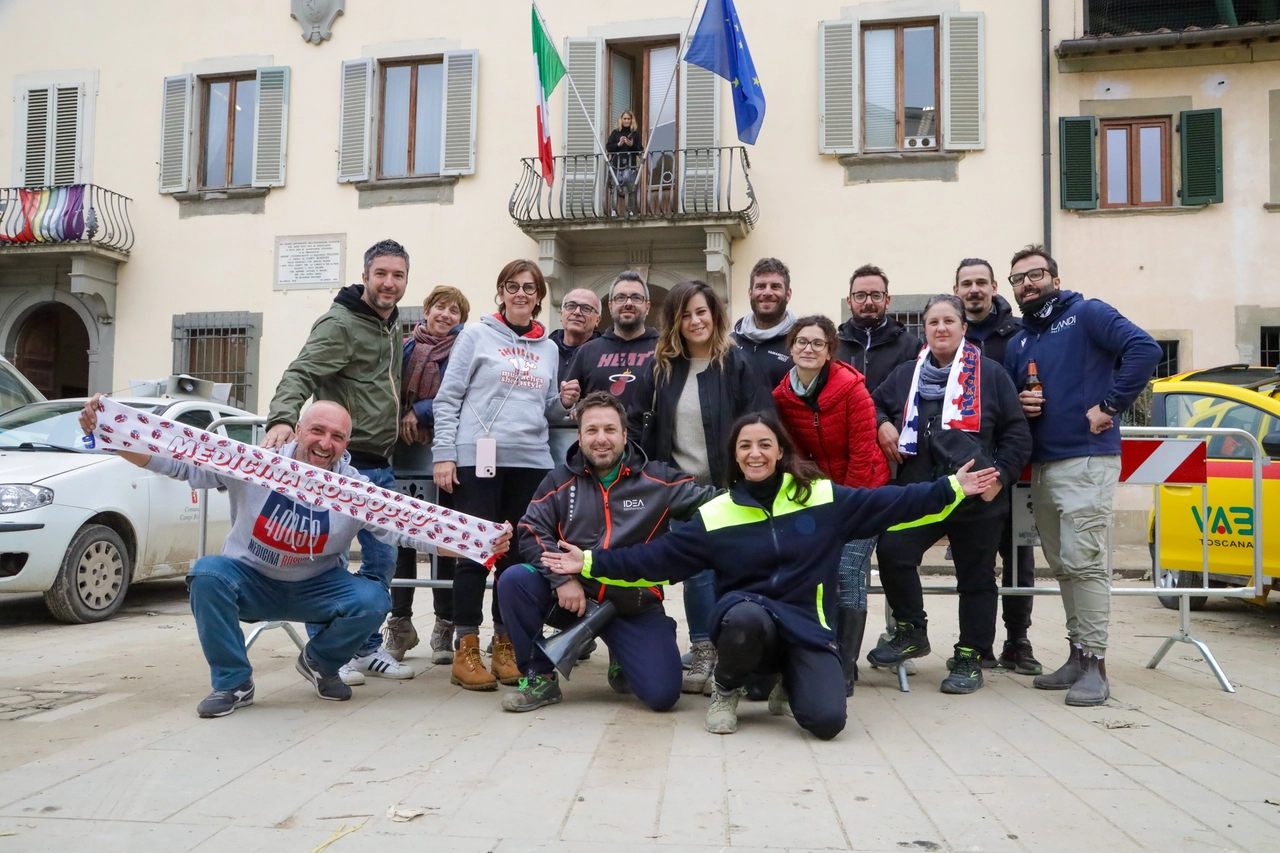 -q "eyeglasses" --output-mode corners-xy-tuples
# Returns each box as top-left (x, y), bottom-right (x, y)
(1008, 268), (1049, 289)
(791, 337), (829, 352)
(503, 281), (539, 295)
(610, 293), (647, 305)
(561, 301), (598, 316)
(849, 291), (886, 304)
